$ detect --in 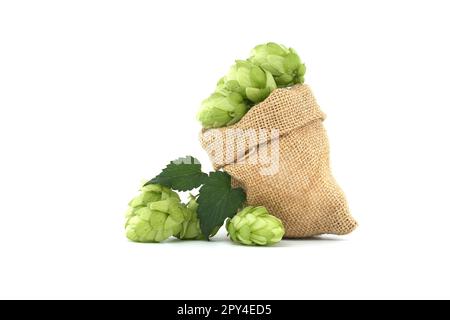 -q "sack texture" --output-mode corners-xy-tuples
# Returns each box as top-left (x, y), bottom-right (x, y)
(200, 84), (357, 238)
